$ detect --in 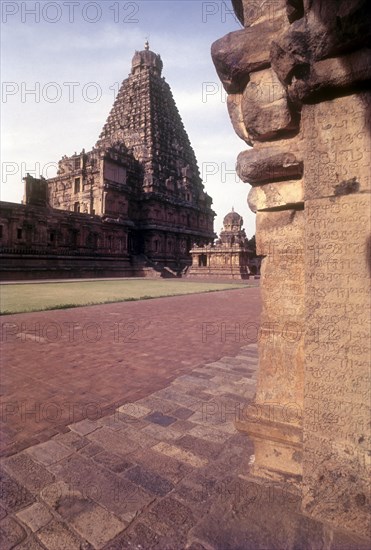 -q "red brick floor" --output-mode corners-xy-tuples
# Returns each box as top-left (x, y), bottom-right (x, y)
(0, 287), (261, 456)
